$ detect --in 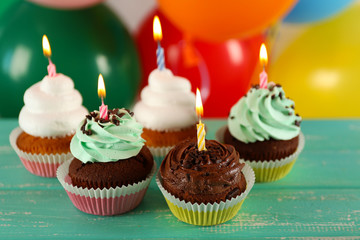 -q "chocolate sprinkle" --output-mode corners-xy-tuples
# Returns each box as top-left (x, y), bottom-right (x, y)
(279, 92), (283, 99)
(288, 112), (293, 116)
(295, 120), (301, 126)
(100, 119), (110, 123)
(271, 94), (275, 100)
(90, 111), (97, 118)
(124, 108), (134, 117)
(226, 187), (240, 200)
(276, 83), (282, 87)
(85, 129), (92, 135)
(268, 85), (275, 91)
(230, 116), (235, 120)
